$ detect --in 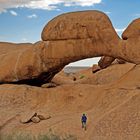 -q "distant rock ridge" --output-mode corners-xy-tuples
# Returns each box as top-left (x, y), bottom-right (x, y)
(0, 10), (140, 85)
